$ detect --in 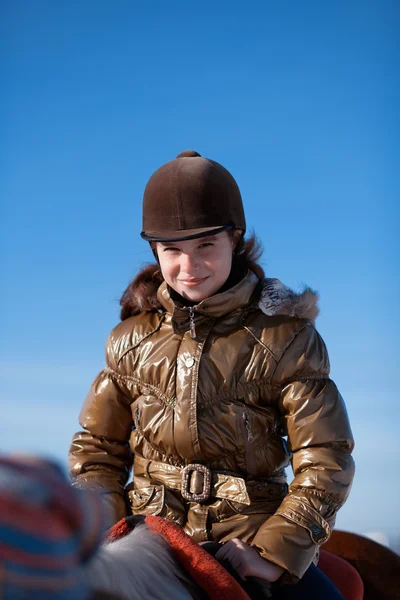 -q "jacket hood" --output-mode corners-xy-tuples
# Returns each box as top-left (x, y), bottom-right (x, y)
(119, 263), (319, 323)
(157, 273), (319, 324)
(158, 272), (320, 324)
